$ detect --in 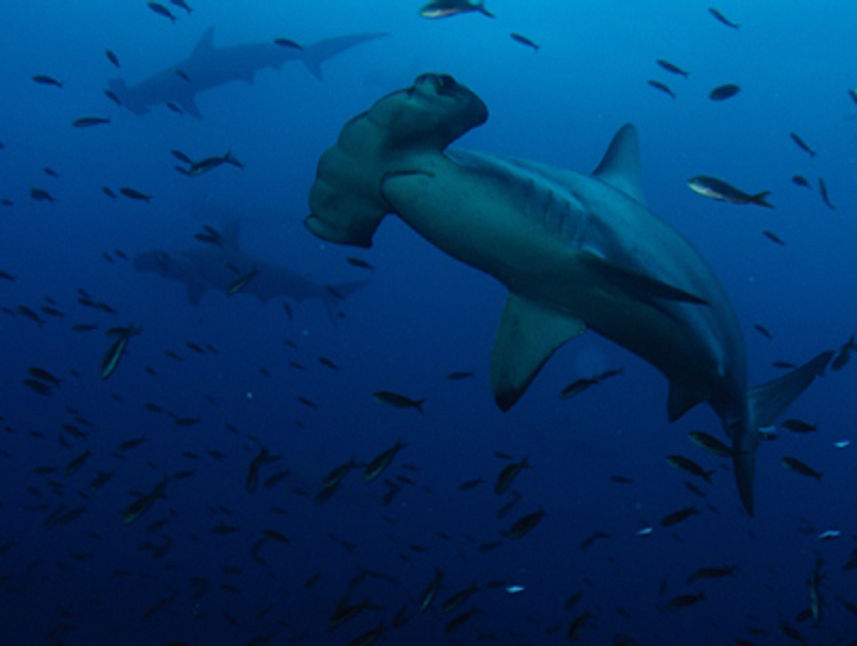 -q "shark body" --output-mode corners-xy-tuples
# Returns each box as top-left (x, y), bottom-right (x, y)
(108, 28), (388, 118)
(304, 73), (833, 513)
(133, 221), (367, 317)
